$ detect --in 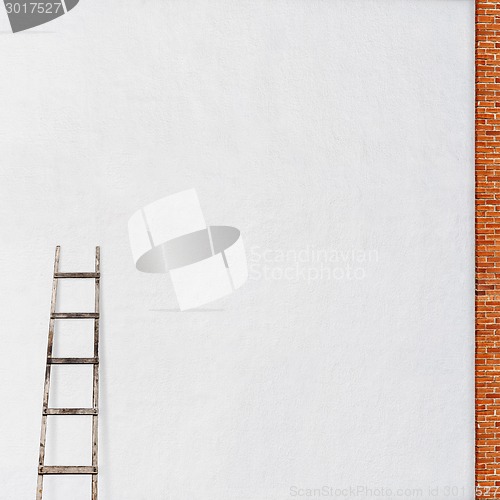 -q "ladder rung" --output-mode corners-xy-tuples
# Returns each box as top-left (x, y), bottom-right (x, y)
(44, 408), (98, 415)
(39, 466), (97, 475)
(51, 313), (99, 319)
(54, 272), (100, 279)
(48, 357), (99, 364)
